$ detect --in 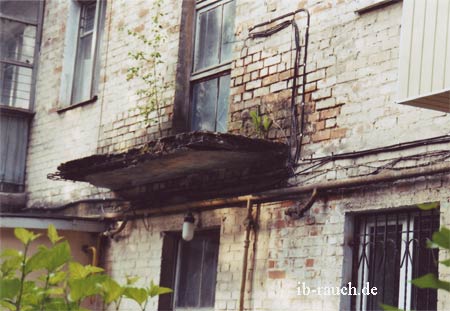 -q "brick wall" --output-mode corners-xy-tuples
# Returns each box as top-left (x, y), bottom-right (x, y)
(26, 0), (450, 310)
(105, 179), (450, 311)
